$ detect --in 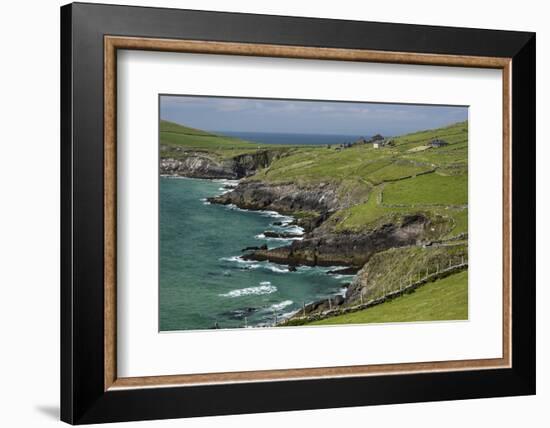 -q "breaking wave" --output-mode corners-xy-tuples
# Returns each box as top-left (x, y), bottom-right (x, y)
(268, 300), (294, 311)
(219, 282), (277, 298)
